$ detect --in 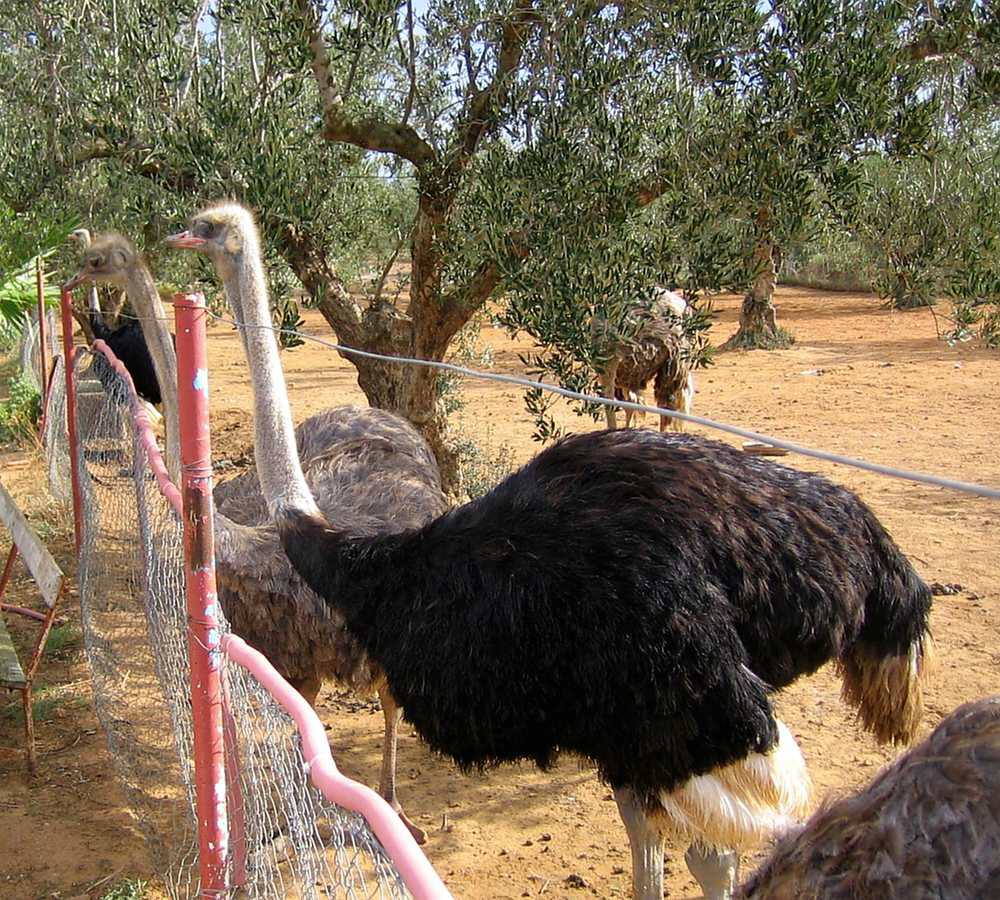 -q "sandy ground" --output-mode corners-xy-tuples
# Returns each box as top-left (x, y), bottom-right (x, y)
(1, 285), (998, 899)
